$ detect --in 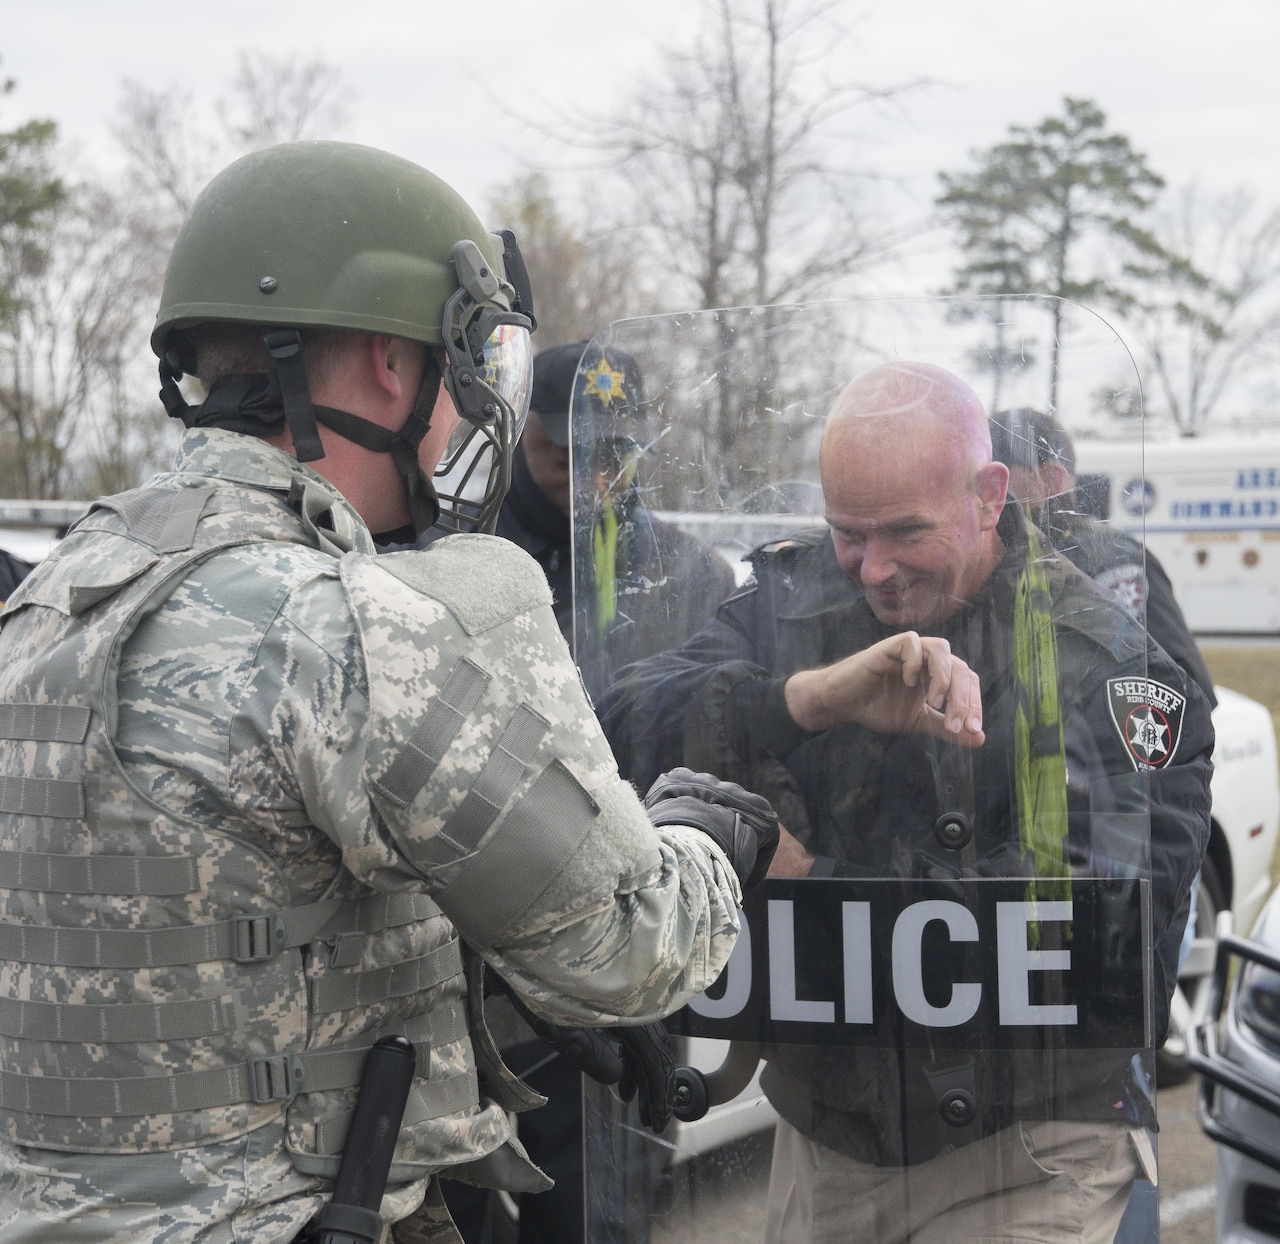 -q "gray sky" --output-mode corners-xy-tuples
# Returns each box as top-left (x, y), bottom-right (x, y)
(8, 0), (1278, 207)
(6, 0), (1280, 311)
